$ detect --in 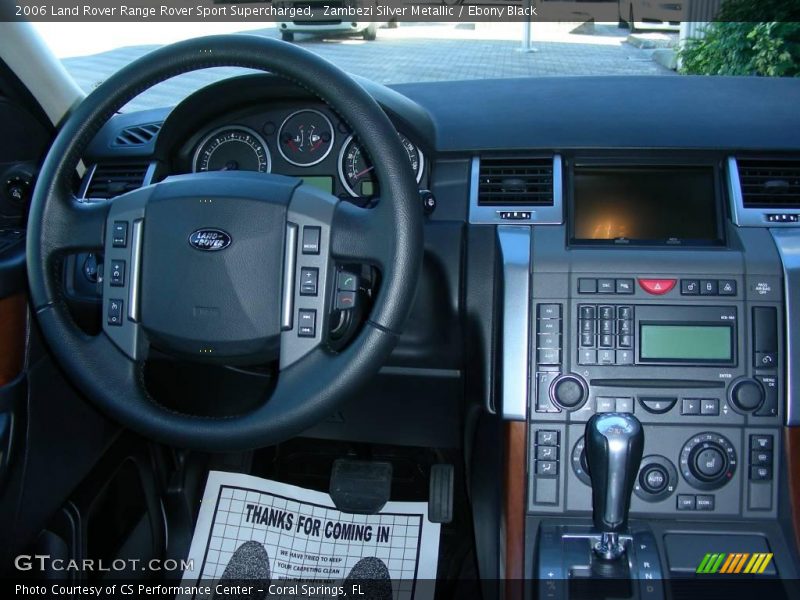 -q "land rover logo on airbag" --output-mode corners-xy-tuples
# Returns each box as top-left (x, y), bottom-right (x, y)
(188, 229), (232, 252)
